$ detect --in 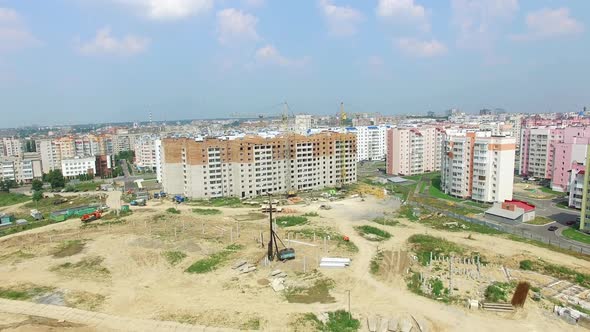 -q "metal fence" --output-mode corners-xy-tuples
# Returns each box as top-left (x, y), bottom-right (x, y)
(407, 201), (590, 255)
